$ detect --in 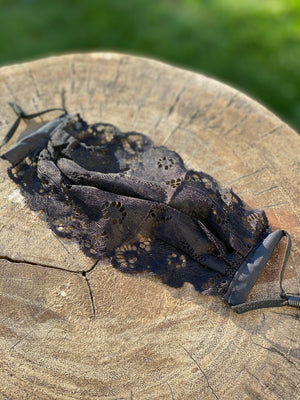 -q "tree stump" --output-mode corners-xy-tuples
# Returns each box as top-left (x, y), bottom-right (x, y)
(0, 53), (299, 400)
